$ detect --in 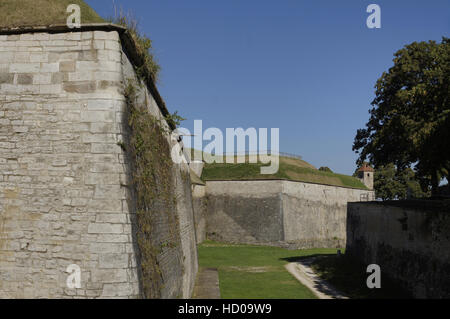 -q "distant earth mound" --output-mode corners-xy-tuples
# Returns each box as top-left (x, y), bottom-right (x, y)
(187, 149), (367, 189)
